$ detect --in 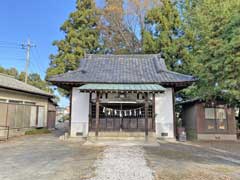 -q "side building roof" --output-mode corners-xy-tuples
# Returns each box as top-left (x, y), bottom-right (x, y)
(0, 73), (53, 97)
(48, 54), (197, 89)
